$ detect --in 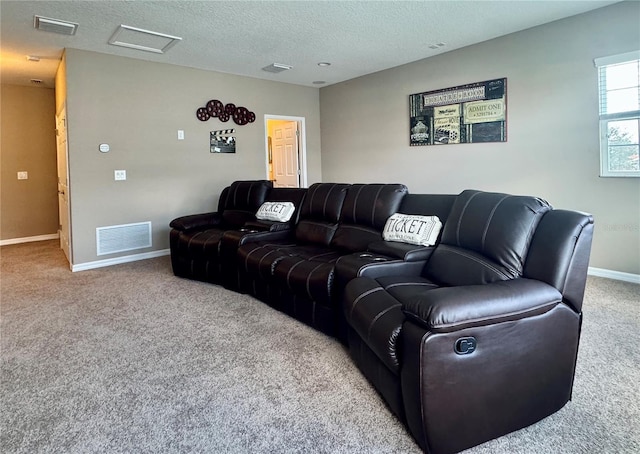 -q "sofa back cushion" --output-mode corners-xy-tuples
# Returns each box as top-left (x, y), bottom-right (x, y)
(398, 193), (457, 221)
(217, 180), (273, 213)
(340, 184), (408, 228)
(332, 184), (408, 252)
(297, 183), (349, 222)
(215, 180), (273, 229)
(295, 183), (350, 245)
(221, 209), (259, 229)
(423, 190), (551, 286)
(265, 187), (307, 224)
